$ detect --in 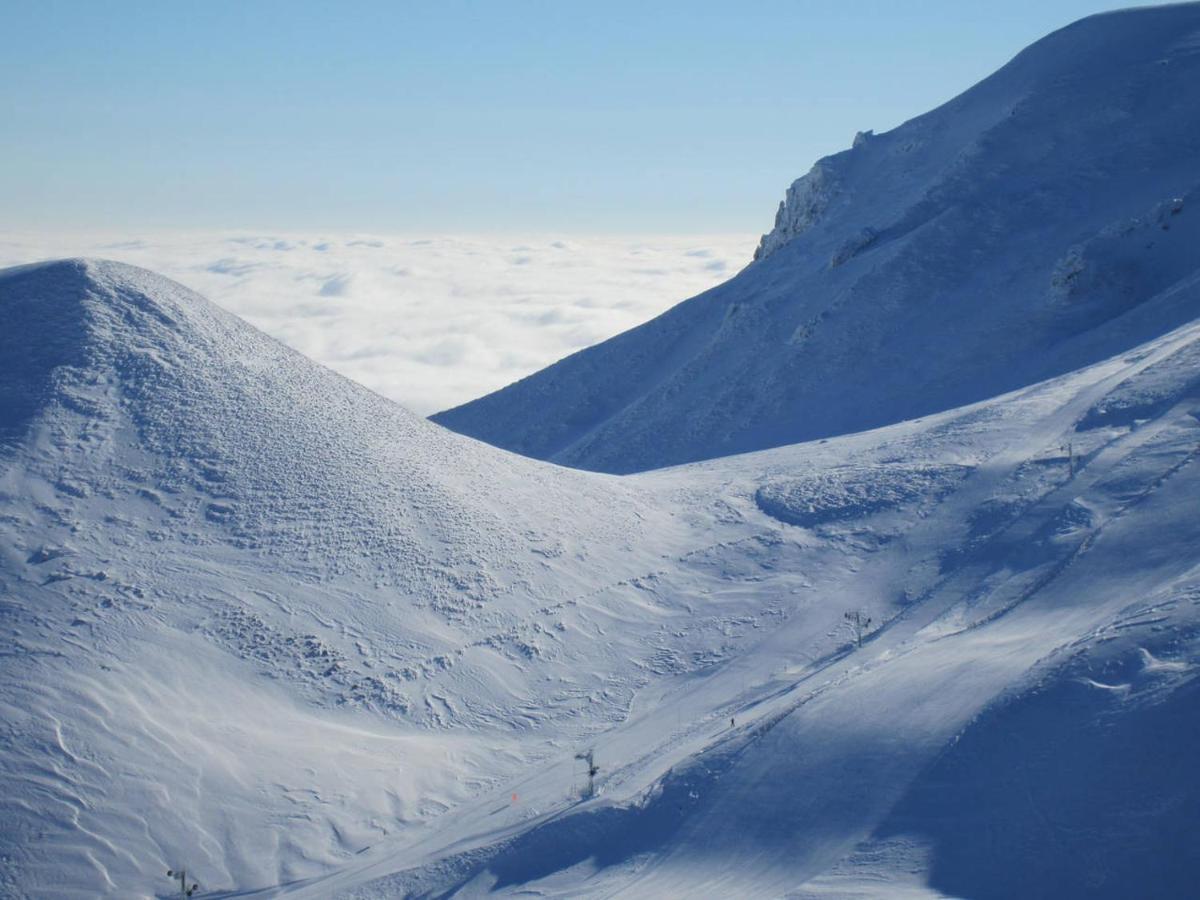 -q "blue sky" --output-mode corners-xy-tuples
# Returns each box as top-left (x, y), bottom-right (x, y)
(1, 0), (1163, 233)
